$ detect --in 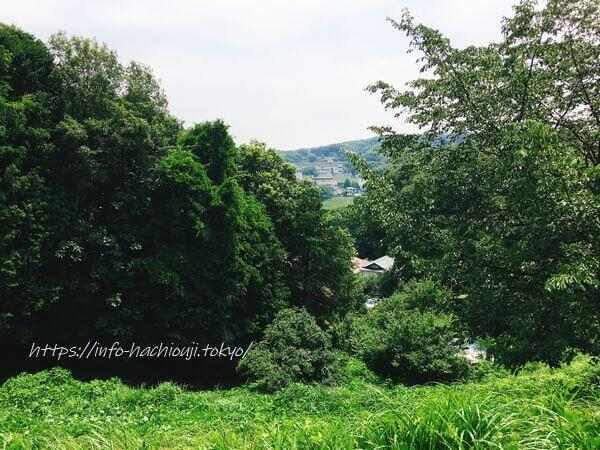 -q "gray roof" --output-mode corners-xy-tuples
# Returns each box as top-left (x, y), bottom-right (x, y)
(361, 255), (395, 271)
